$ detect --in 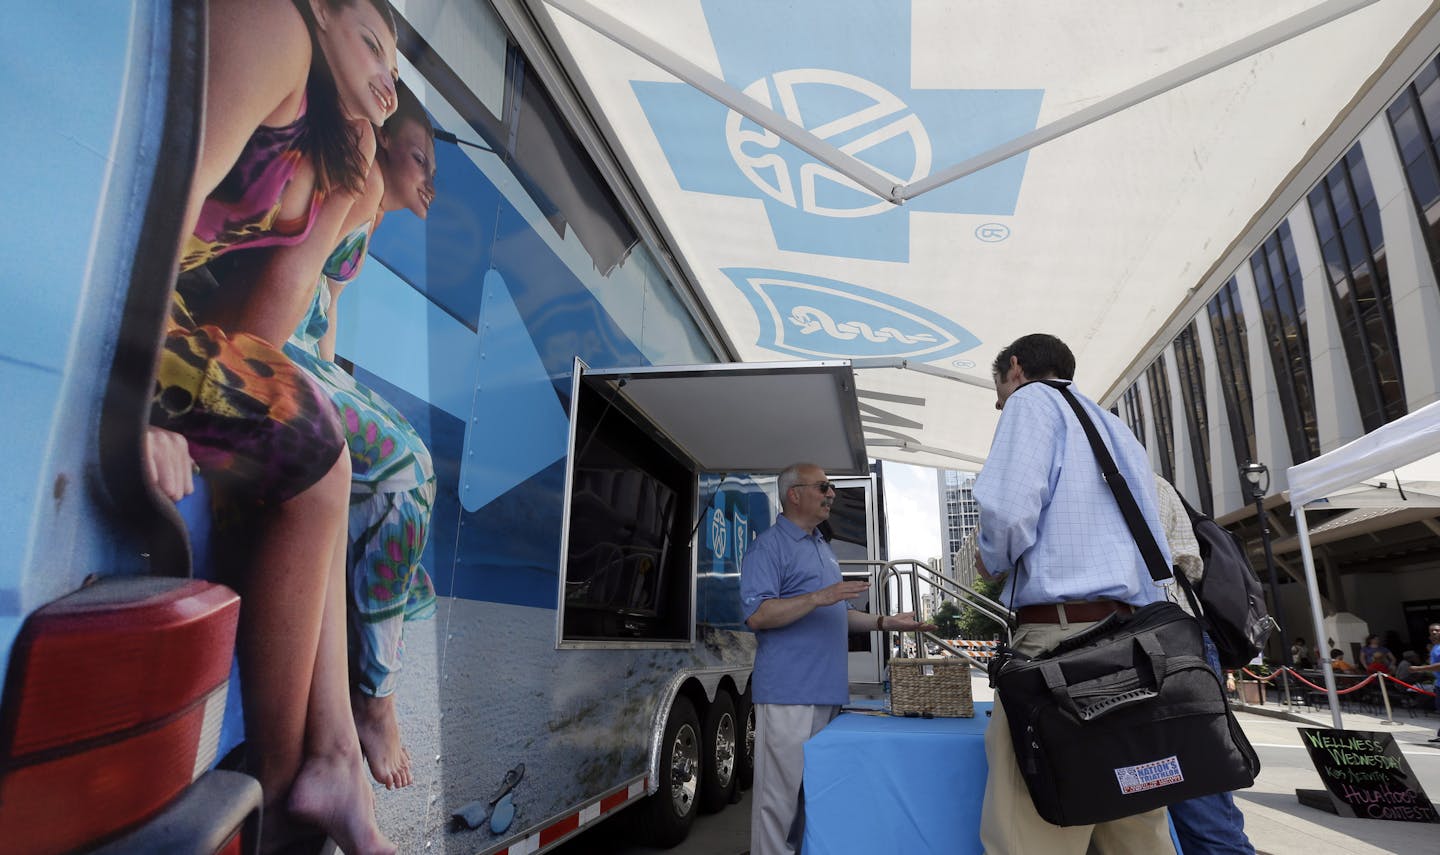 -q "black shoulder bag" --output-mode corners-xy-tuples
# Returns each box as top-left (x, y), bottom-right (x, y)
(989, 380), (1260, 826)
